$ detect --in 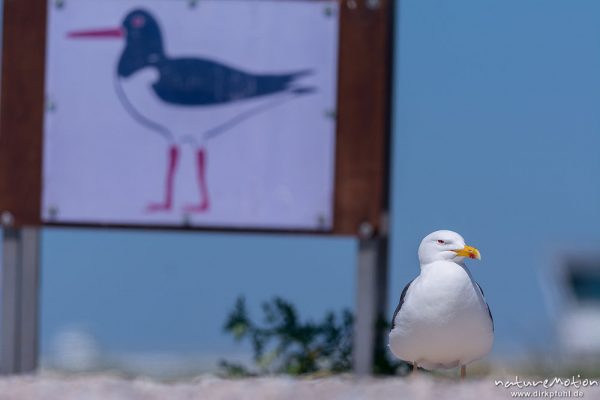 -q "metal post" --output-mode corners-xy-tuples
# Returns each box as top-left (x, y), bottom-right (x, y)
(0, 227), (40, 374)
(1, 228), (20, 374)
(19, 227), (40, 372)
(353, 233), (389, 375)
